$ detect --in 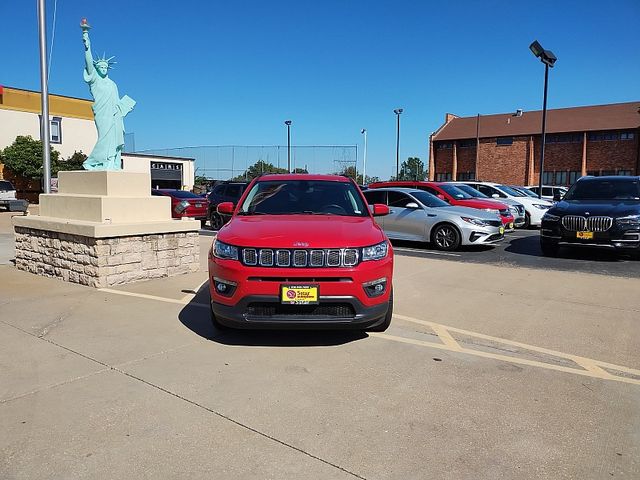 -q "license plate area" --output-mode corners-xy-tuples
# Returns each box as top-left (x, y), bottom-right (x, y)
(281, 284), (319, 305)
(576, 231), (594, 240)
